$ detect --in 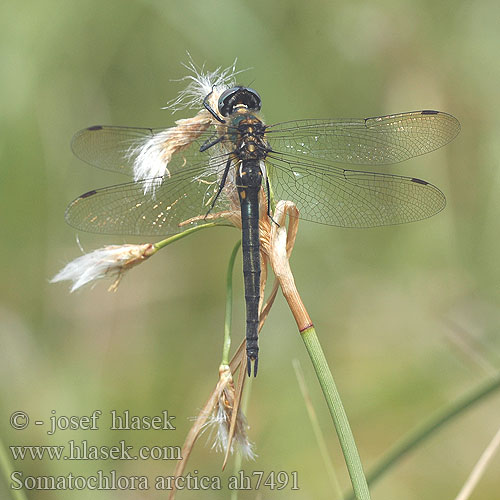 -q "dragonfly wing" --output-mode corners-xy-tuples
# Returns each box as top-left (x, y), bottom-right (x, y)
(71, 124), (218, 176)
(266, 154), (445, 228)
(65, 158), (239, 236)
(266, 111), (460, 165)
